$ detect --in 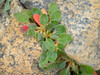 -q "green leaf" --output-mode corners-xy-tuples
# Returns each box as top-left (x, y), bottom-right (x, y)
(56, 61), (66, 69)
(27, 28), (35, 37)
(14, 9), (33, 23)
(40, 52), (46, 62)
(39, 51), (57, 68)
(56, 25), (66, 34)
(35, 32), (39, 41)
(80, 65), (94, 75)
(28, 23), (37, 29)
(40, 14), (48, 25)
(58, 33), (72, 44)
(46, 51), (57, 62)
(50, 33), (58, 40)
(48, 2), (59, 15)
(45, 39), (55, 52)
(35, 32), (44, 42)
(14, 12), (29, 23)
(42, 42), (47, 52)
(22, 9), (33, 18)
(46, 23), (54, 32)
(39, 59), (48, 68)
(38, 33), (44, 42)
(72, 64), (78, 74)
(60, 68), (71, 75)
(44, 62), (57, 70)
(4, 0), (11, 14)
(57, 43), (66, 50)
(0, 0), (4, 4)
(50, 10), (61, 22)
(57, 49), (66, 56)
(39, 53), (48, 68)
(32, 7), (41, 15)
(51, 21), (59, 28)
